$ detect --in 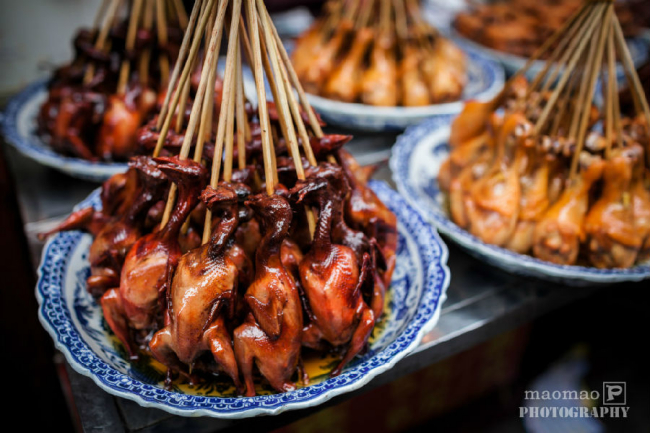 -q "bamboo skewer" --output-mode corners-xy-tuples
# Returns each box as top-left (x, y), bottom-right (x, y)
(84, 0), (122, 85)
(235, 49), (247, 170)
(156, 0), (204, 130)
(569, 3), (613, 181)
(246, 0), (275, 196)
(160, 0), (228, 229)
(153, 0), (216, 157)
(118, 0), (144, 95)
(202, 0), (243, 243)
(139, 0), (155, 87)
(156, 0), (170, 85)
(533, 3), (605, 136)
